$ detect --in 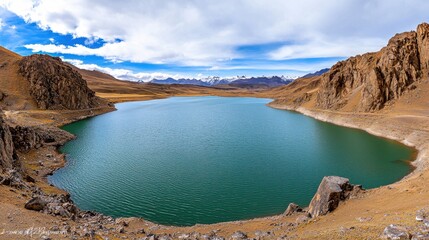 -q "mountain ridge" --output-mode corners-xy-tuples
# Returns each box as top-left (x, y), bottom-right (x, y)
(270, 23), (429, 112)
